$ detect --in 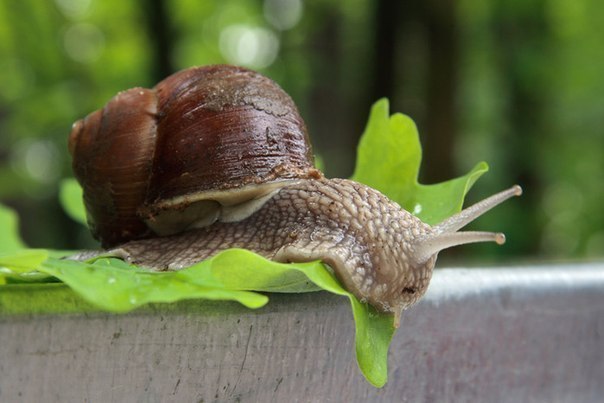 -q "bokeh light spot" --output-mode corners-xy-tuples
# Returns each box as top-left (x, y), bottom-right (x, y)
(12, 140), (61, 185)
(219, 24), (279, 69)
(63, 23), (105, 64)
(264, 0), (304, 31)
(54, 0), (93, 19)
